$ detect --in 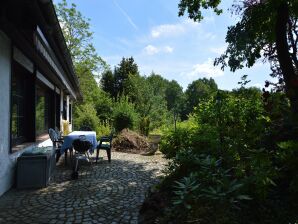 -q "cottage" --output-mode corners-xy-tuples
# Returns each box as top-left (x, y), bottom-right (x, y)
(0, 0), (82, 196)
